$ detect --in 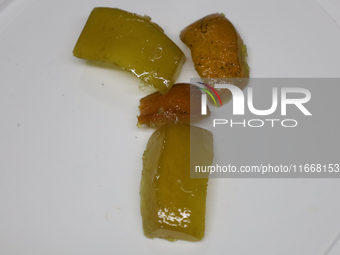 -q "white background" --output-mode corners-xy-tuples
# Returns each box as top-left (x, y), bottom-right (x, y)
(1, 0), (340, 254)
